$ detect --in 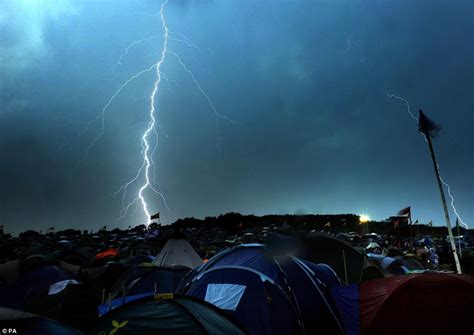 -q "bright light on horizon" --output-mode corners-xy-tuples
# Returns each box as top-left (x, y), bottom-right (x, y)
(359, 214), (370, 223)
